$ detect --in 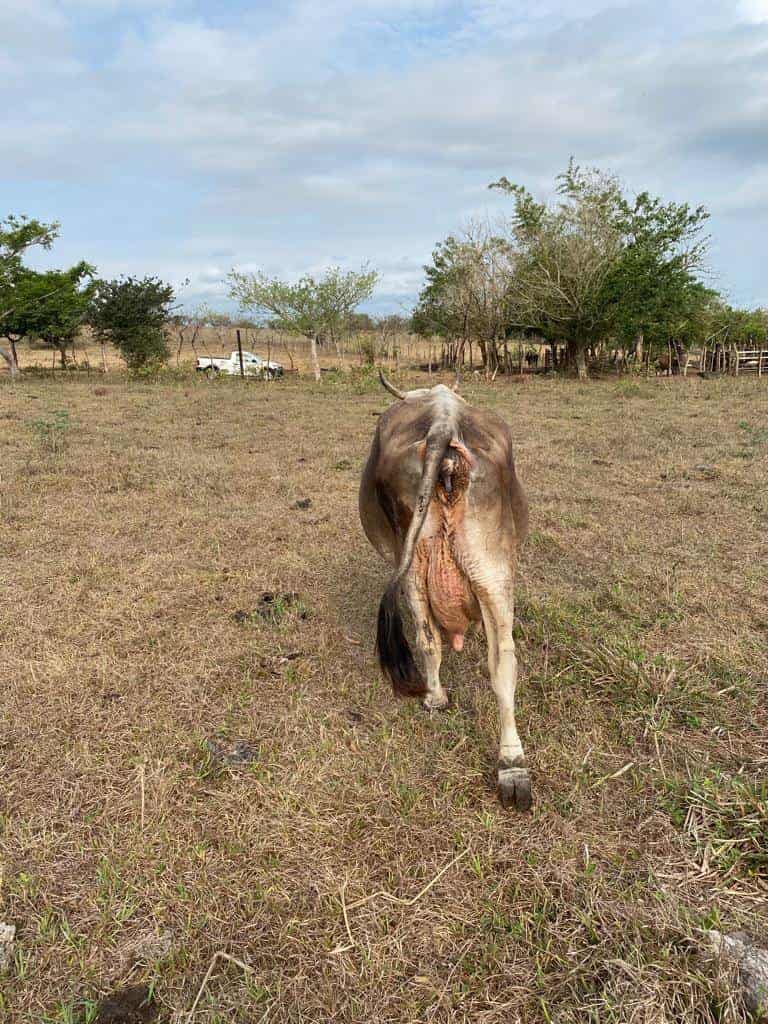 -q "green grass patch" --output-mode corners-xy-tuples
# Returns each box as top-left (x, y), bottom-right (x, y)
(662, 771), (768, 876)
